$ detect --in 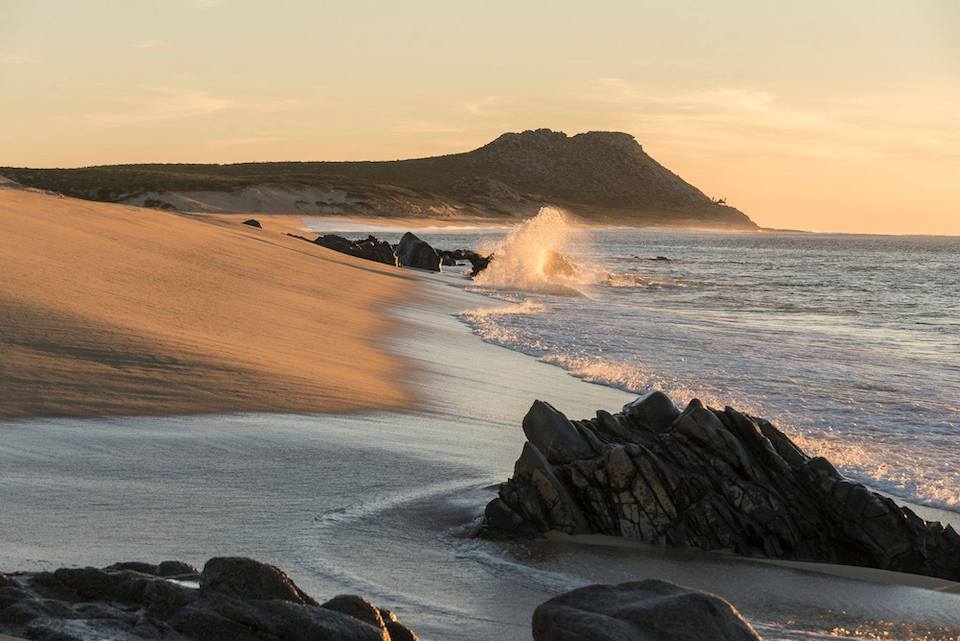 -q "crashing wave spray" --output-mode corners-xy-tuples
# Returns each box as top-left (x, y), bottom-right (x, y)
(473, 207), (602, 295)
